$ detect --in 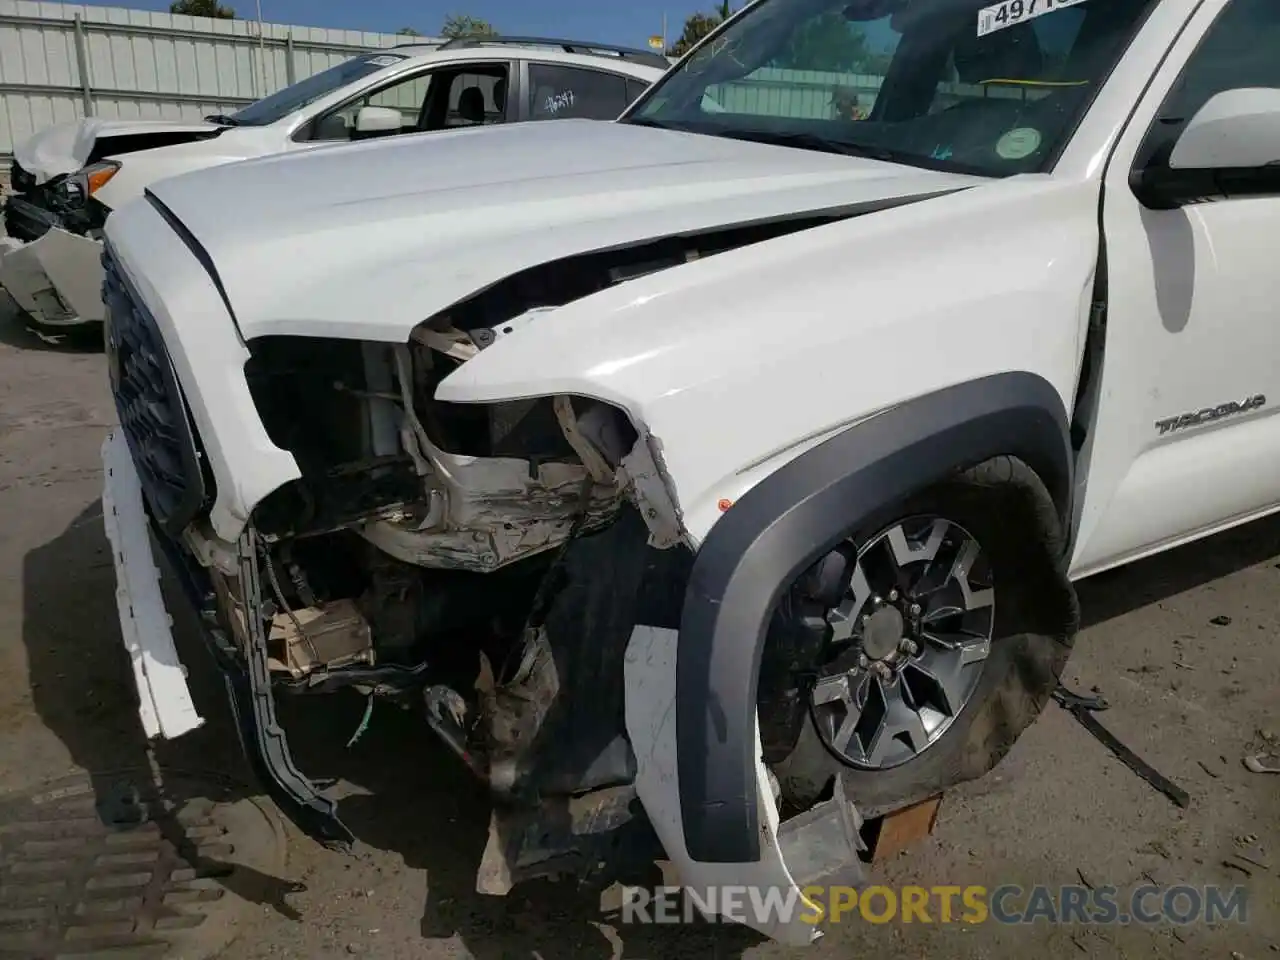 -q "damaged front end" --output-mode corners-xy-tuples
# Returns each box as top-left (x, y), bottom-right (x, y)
(106, 216), (871, 943)
(188, 318), (691, 888)
(0, 158), (116, 326)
